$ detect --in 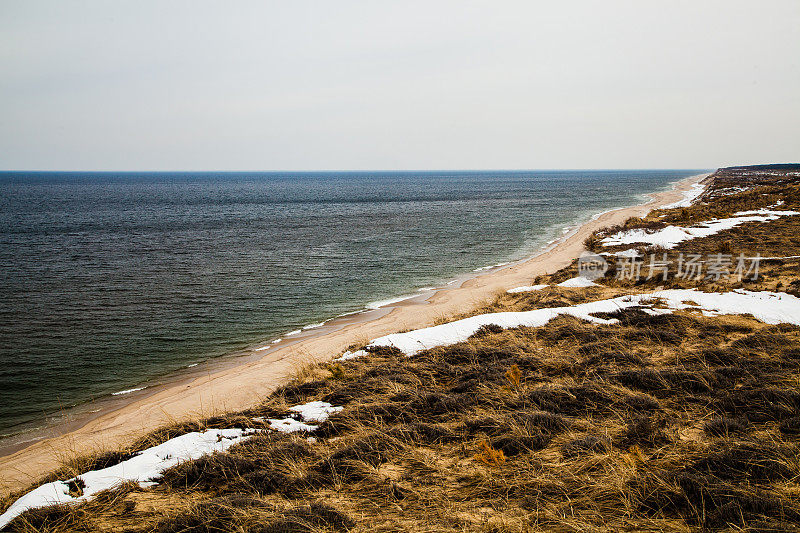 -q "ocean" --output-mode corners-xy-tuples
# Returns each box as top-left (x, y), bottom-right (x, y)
(0, 170), (702, 442)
